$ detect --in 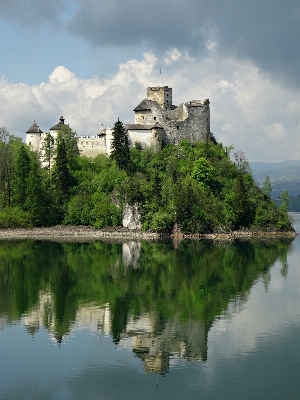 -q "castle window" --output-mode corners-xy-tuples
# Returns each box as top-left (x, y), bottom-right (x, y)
(166, 100), (169, 103)
(166, 94), (168, 97)
(154, 117), (157, 120)
(177, 126), (179, 130)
